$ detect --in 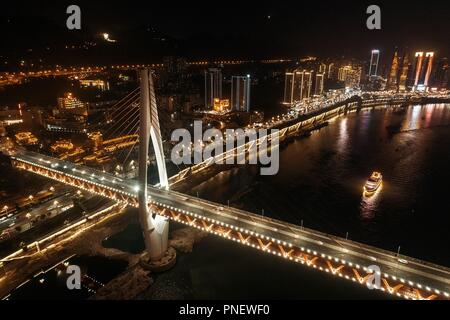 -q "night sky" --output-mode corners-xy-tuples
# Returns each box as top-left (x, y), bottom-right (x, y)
(1, 0), (449, 59)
